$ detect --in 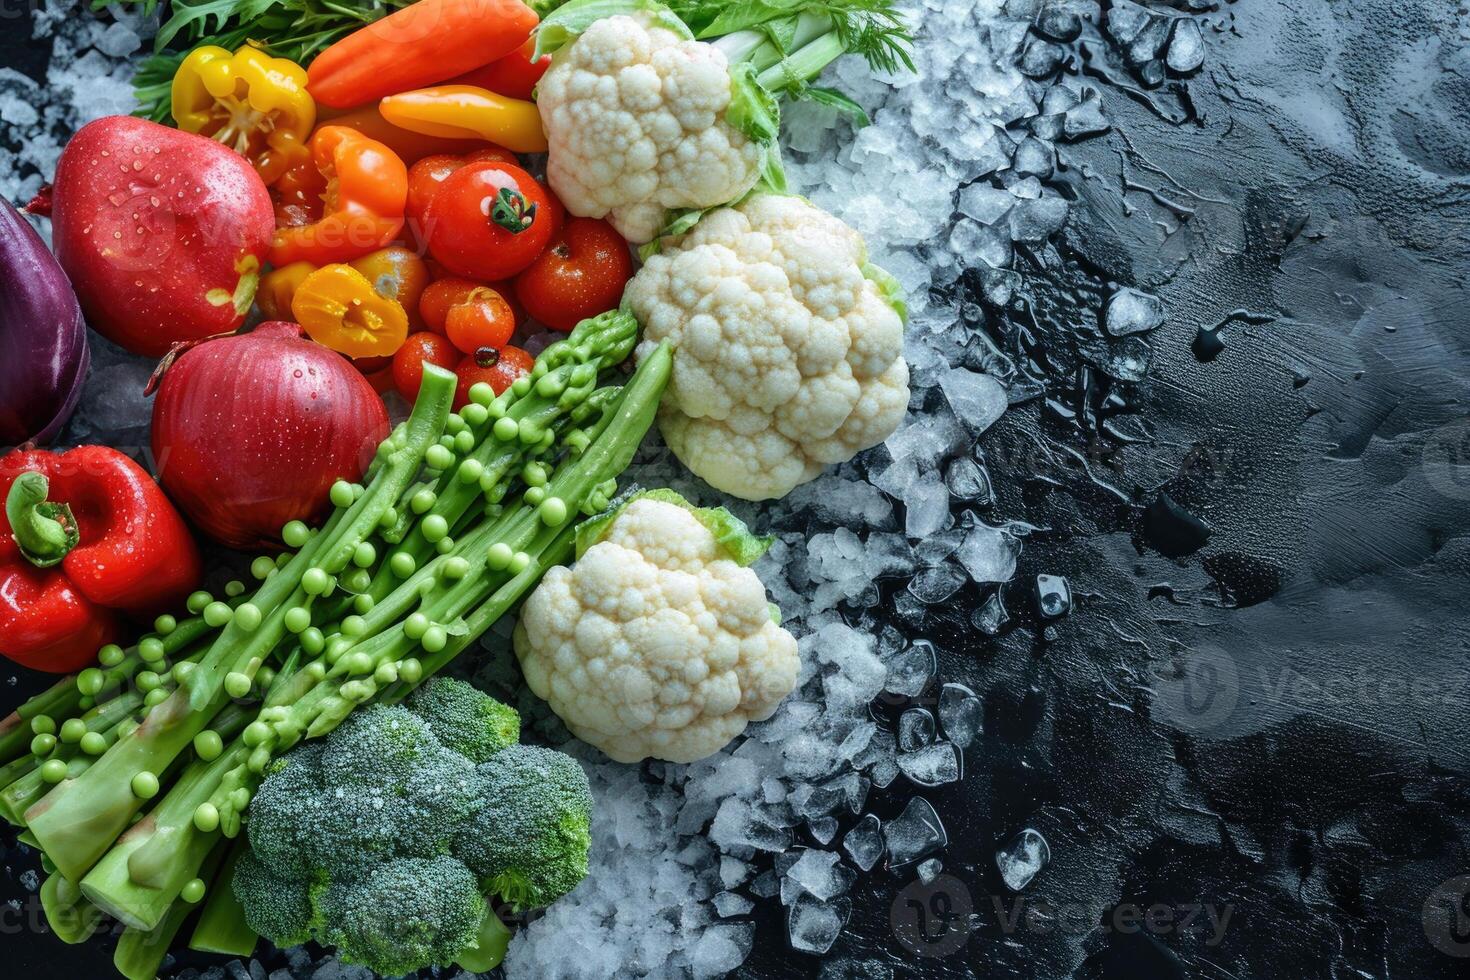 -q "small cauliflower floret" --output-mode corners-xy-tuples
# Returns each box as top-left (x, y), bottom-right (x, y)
(627, 194), (909, 500)
(514, 496), (800, 762)
(537, 12), (764, 243)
